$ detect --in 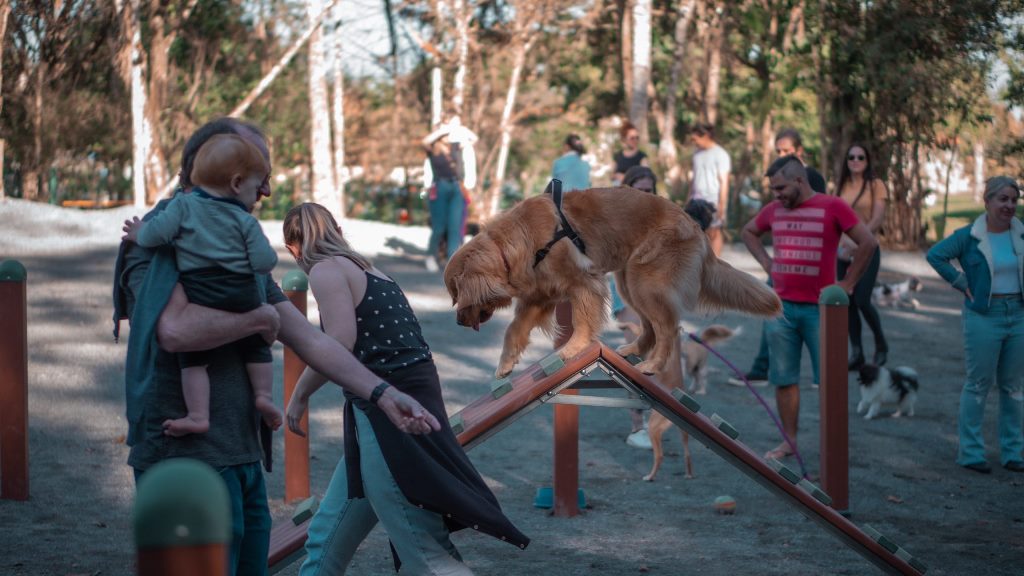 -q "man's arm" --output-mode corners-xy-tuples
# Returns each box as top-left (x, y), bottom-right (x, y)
(836, 221), (879, 294)
(742, 219), (772, 276)
(274, 300), (441, 434)
(718, 171), (730, 221)
(156, 284), (280, 352)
